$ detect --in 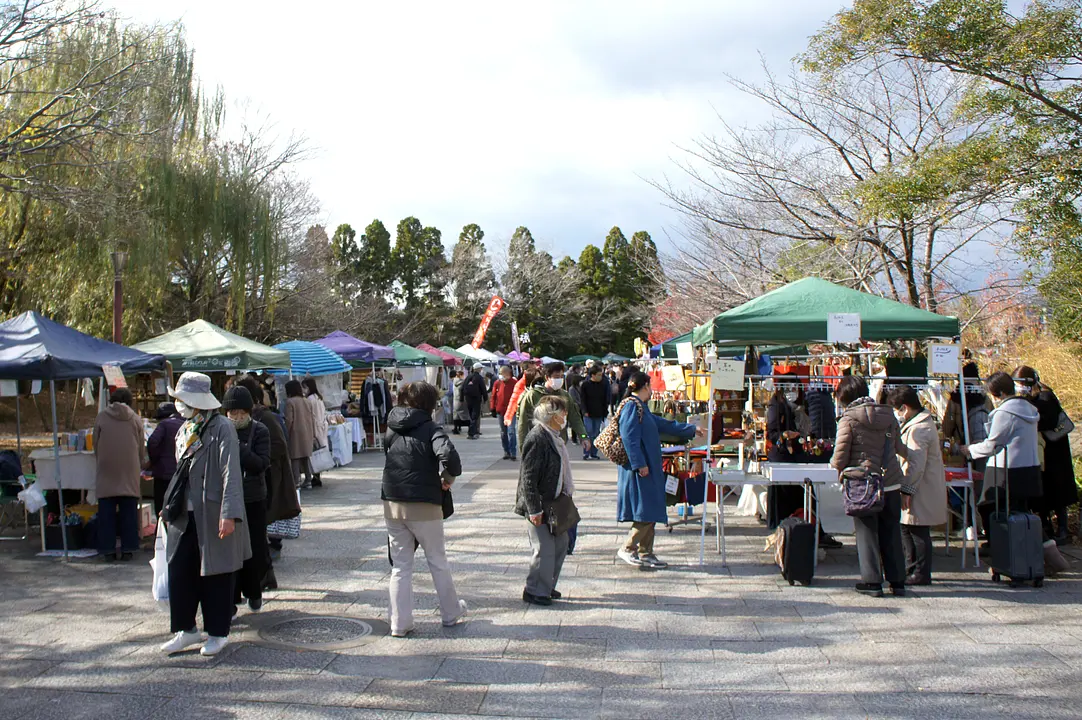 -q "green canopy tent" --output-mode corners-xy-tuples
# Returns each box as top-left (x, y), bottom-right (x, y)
(132, 319), (291, 372)
(692, 277), (959, 346)
(567, 354), (602, 364)
(388, 340), (445, 367)
(602, 352), (631, 363)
